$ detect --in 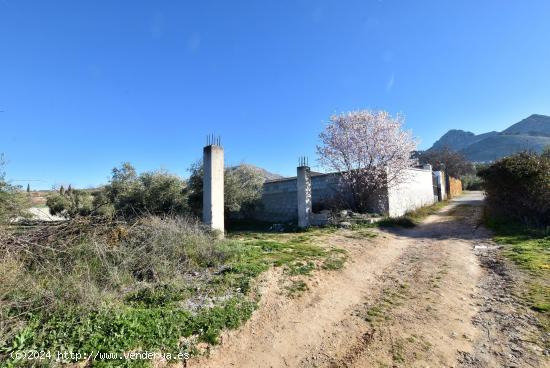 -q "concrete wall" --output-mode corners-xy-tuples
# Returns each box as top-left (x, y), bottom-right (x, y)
(257, 173), (340, 222)
(257, 178), (298, 221)
(386, 167), (435, 217)
(257, 167), (435, 221)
